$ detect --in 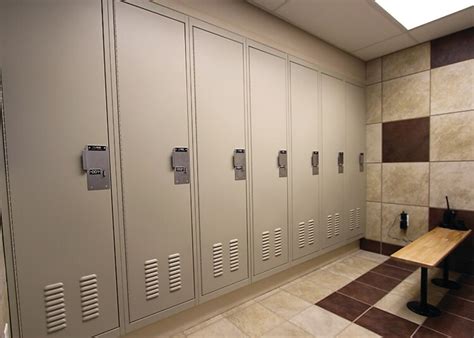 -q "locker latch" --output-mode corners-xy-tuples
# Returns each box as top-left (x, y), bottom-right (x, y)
(278, 150), (288, 178)
(311, 151), (319, 175)
(359, 152), (365, 172)
(81, 145), (111, 191)
(233, 149), (246, 181)
(338, 152), (344, 174)
(171, 147), (190, 185)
